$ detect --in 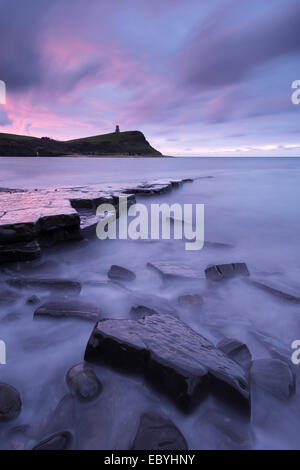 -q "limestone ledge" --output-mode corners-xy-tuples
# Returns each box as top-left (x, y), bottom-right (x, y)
(0, 178), (192, 264)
